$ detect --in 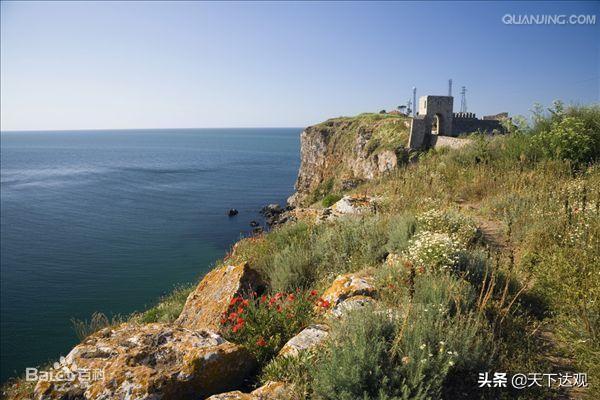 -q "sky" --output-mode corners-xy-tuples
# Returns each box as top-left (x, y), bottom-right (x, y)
(1, 1), (598, 130)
